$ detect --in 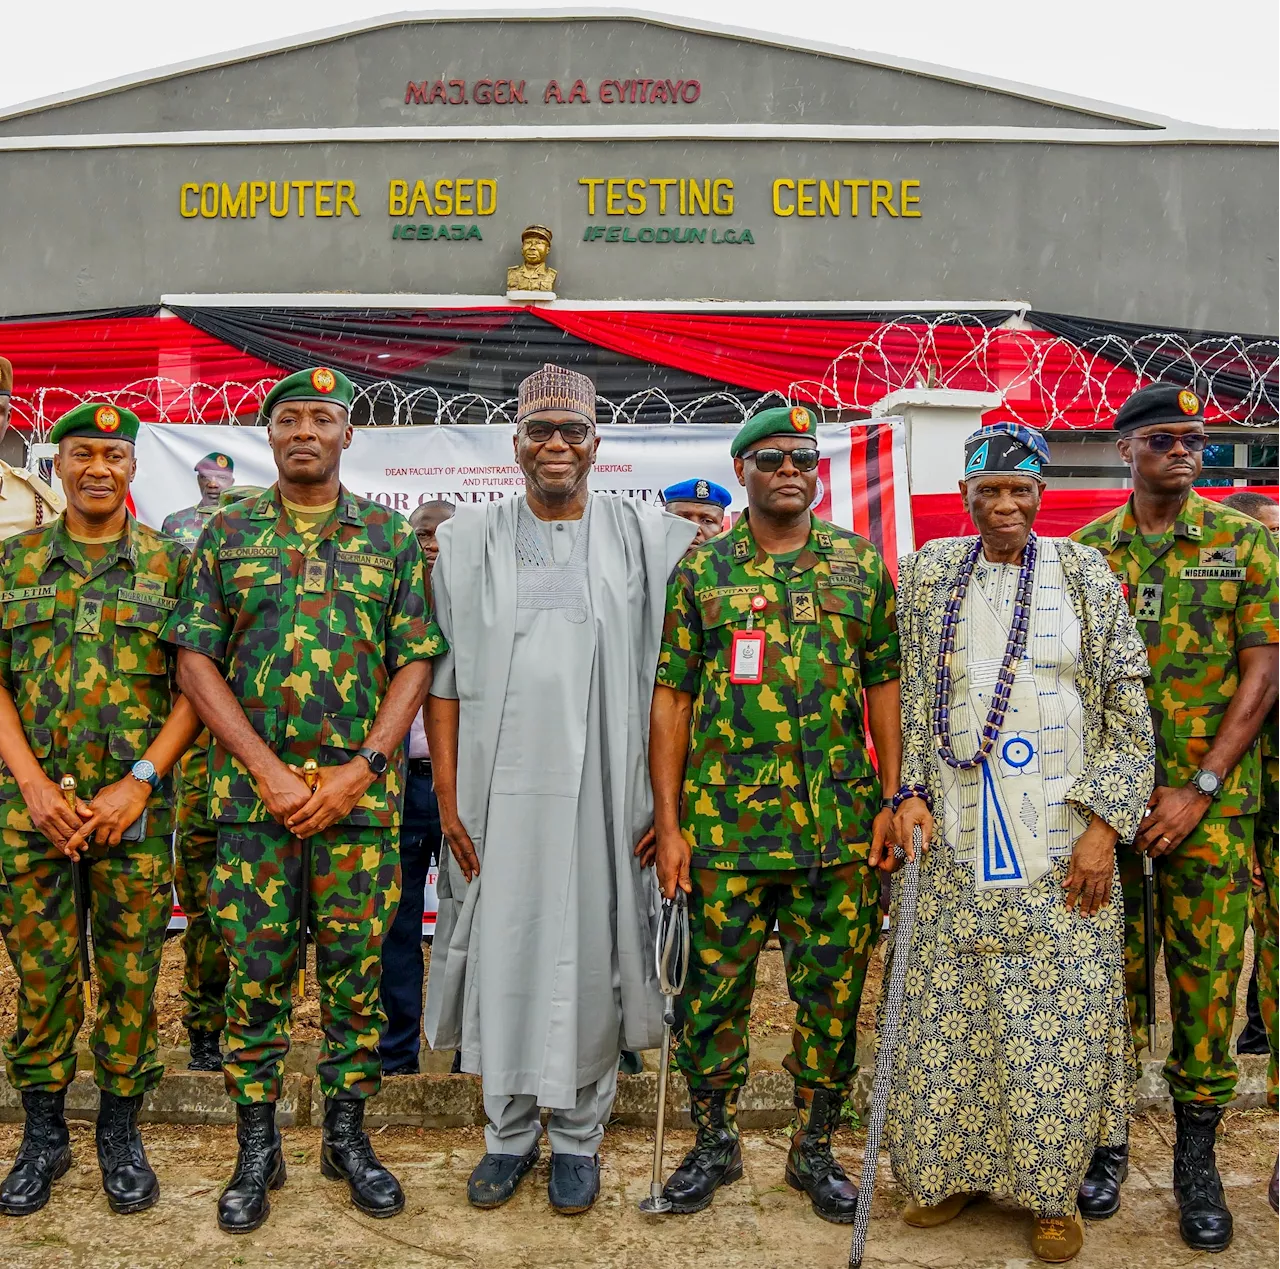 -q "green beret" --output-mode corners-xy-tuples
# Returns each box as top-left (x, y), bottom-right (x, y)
(49, 402), (141, 446)
(195, 451), (234, 475)
(260, 367), (355, 420)
(730, 405), (816, 459)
